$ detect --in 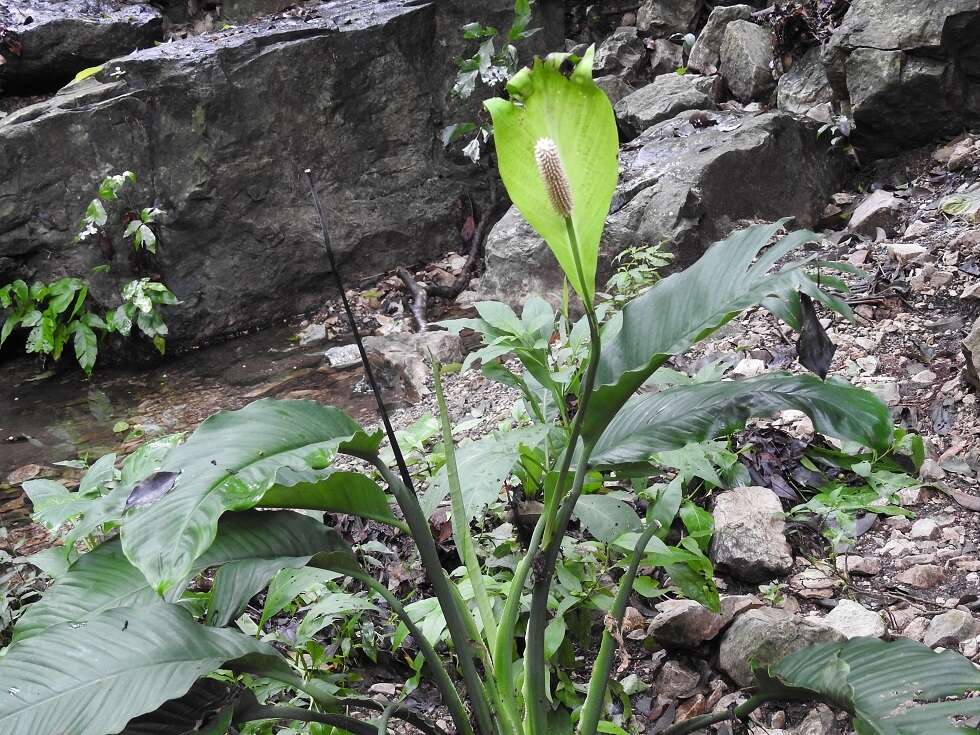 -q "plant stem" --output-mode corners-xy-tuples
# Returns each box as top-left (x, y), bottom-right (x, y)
(377, 702), (400, 735)
(577, 523), (659, 735)
(433, 359), (499, 651)
(353, 571), (475, 735)
(659, 694), (770, 735)
(524, 216), (603, 735)
(364, 456), (496, 735)
(234, 702), (448, 735)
